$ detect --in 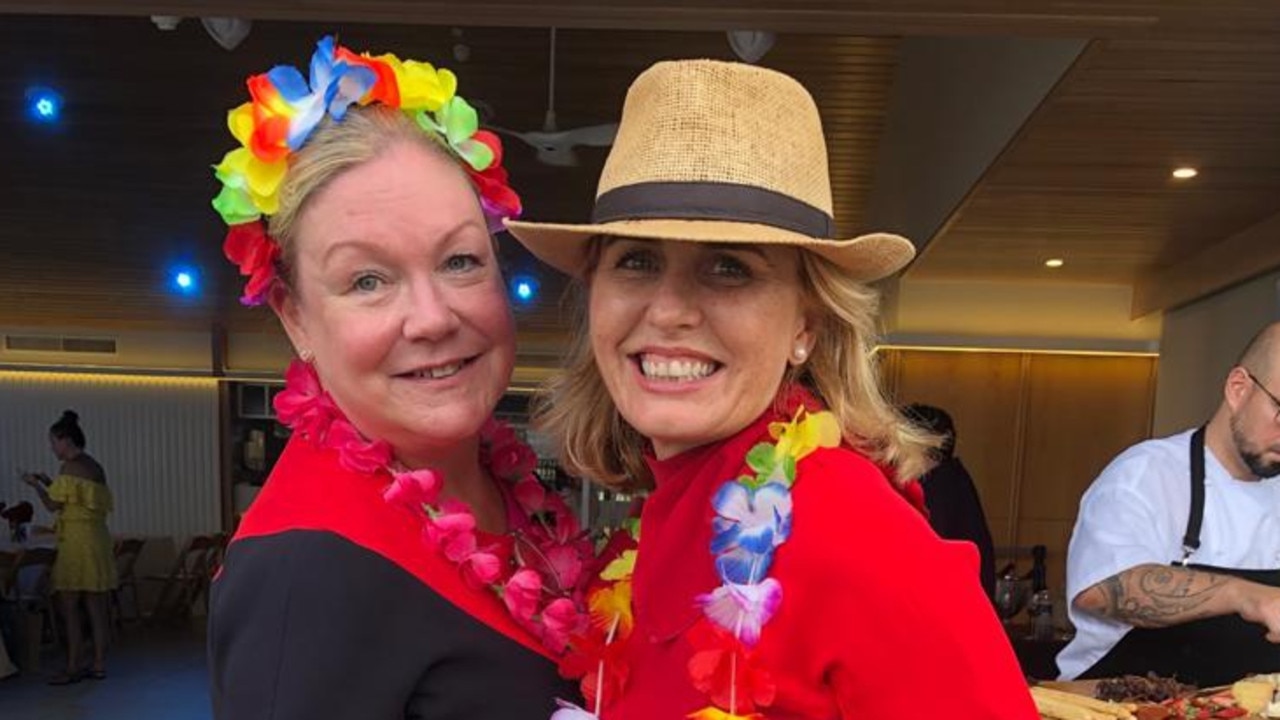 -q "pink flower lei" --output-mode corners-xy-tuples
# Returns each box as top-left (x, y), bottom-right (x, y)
(273, 359), (593, 653)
